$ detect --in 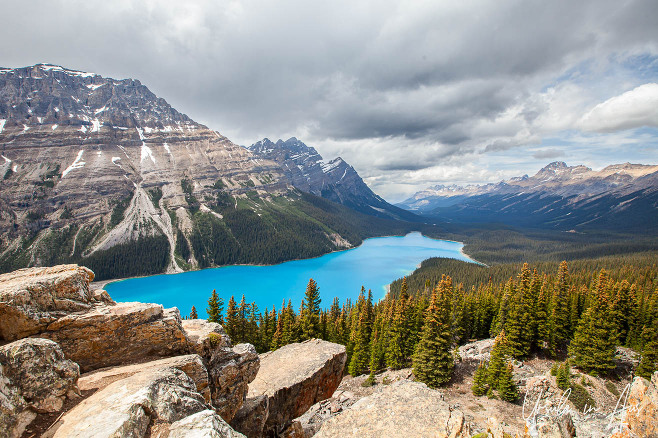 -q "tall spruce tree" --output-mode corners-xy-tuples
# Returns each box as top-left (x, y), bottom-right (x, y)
(207, 289), (224, 324)
(488, 330), (511, 390)
(497, 363), (519, 402)
(506, 264), (534, 358)
(549, 261), (571, 355)
(568, 270), (617, 376)
(472, 362), (489, 396)
(386, 294), (408, 369)
(348, 304), (371, 376)
(412, 281), (454, 388)
(301, 278), (321, 340)
(225, 296), (239, 342)
(636, 325), (658, 379)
